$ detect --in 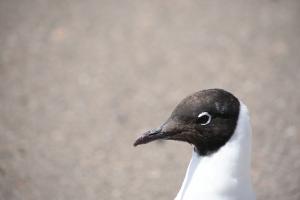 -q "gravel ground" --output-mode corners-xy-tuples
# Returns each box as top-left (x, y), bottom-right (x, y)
(0, 0), (300, 200)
